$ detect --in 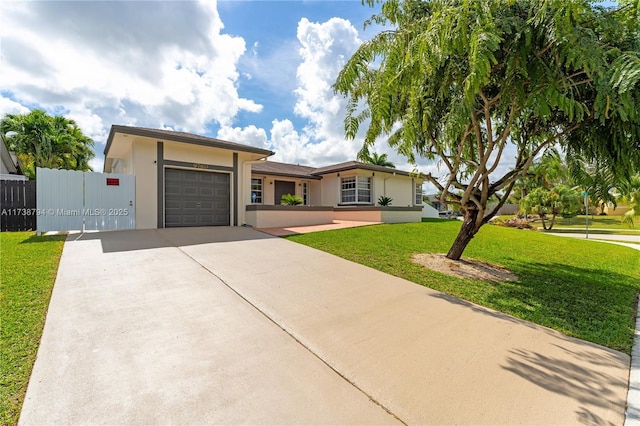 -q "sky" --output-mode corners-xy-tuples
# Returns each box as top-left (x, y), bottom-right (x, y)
(1, 0), (419, 172)
(0, 0), (618, 191)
